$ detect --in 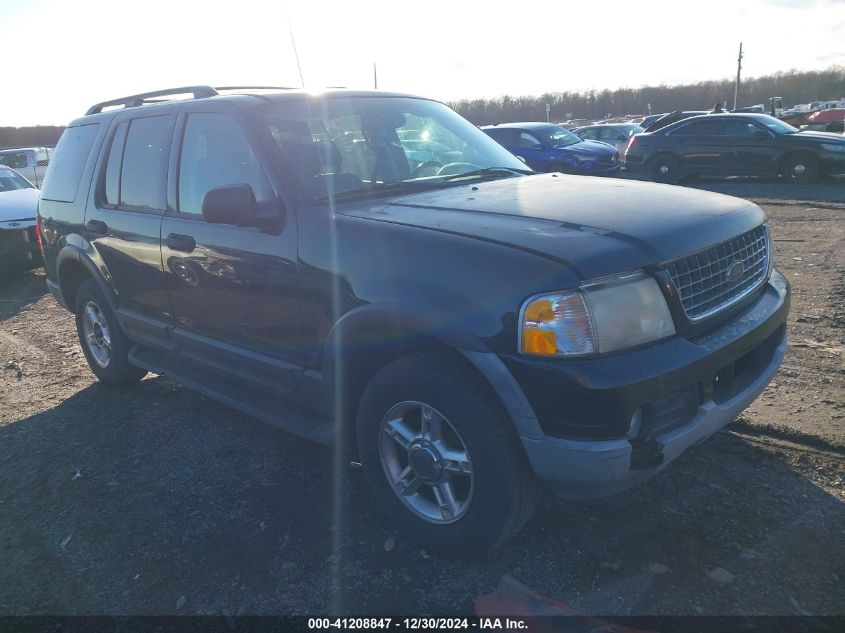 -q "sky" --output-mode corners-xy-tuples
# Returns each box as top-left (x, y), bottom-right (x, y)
(1, 0), (843, 126)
